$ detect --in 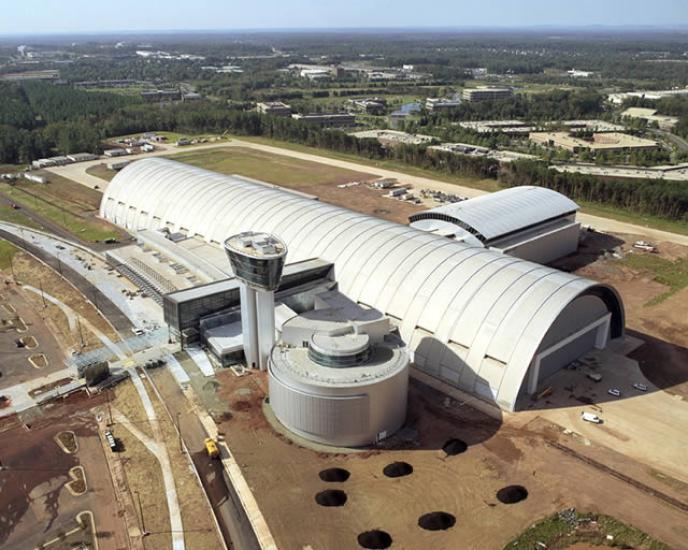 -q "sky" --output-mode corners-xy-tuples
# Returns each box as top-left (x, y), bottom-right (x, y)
(1, 0), (687, 35)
